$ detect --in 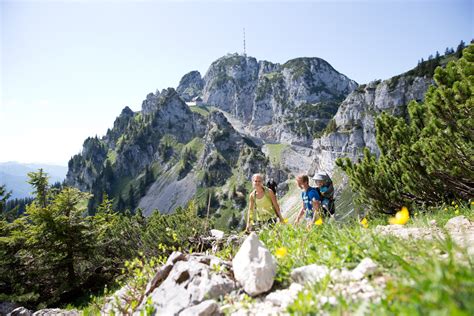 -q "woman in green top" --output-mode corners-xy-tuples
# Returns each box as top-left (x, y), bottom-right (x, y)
(245, 173), (285, 232)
